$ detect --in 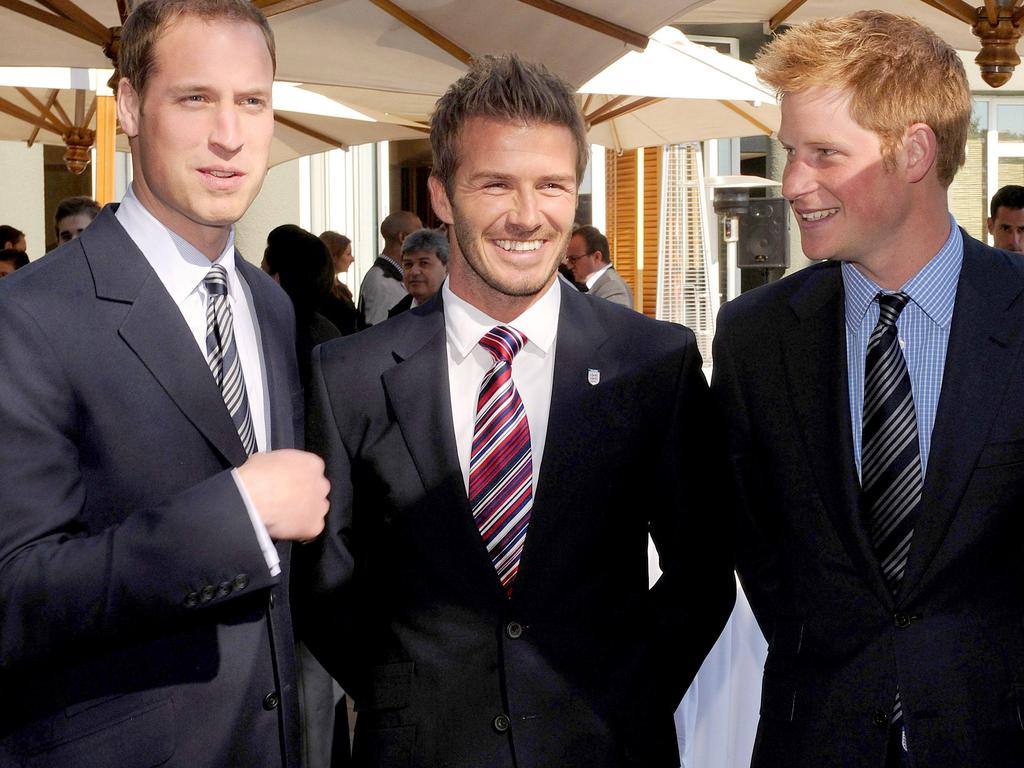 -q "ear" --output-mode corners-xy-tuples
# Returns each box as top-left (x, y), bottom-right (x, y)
(117, 77), (141, 140)
(902, 122), (937, 184)
(988, 216), (995, 235)
(427, 175), (454, 226)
